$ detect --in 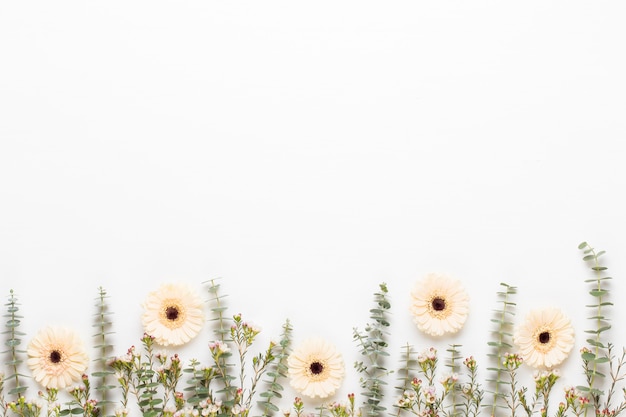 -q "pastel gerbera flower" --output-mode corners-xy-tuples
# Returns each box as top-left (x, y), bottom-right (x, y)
(142, 283), (205, 346)
(514, 307), (575, 369)
(410, 273), (469, 336)
(288, 338), (344, 399)
(26, 326), (89, 389)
